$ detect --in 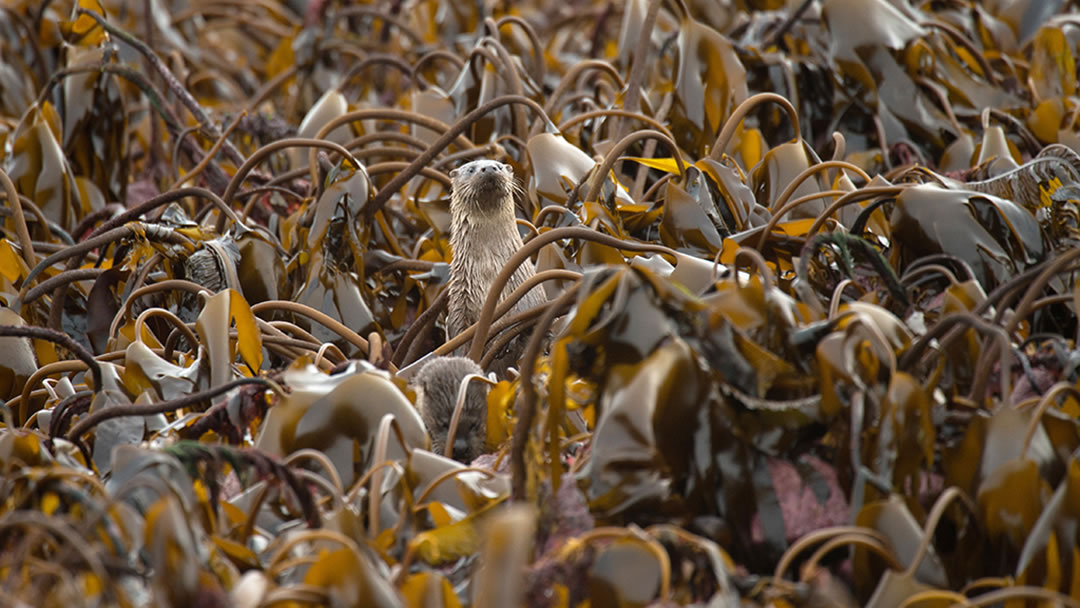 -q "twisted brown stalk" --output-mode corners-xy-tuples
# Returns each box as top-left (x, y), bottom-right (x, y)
(34, 188), (233, 332)
(0, 326), (102, 397)
(249, 300), (377, 363)
(220, 137), (361, 230)
(496, 15), (545, 86)
(478, 305), (563, 370)
(106, 279), (208, 343)
(76, 8), (246, 167)
(511, 281), (583, 501)
(967, 248), (1080, 404)
(19, 224), (191, 297)
(477, 27), (530, 141)
(805, 186), (907, 237)
(466, 226), (676, 362)
(710, 92), (802, 161)
(392, 289), (450, 368)
(21, 269), (106, 305)
(756, 190), (846, 251)
(66, 377), (277, 441)
(617, 0), (662, 142)
(0, 168), (35, 269)
(541, 60), (624, 127)
(558, 109), (677, 147)
(304, 107), (478, 200)
(365, 95), (554, 221)
(583, 129), (687, 203)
